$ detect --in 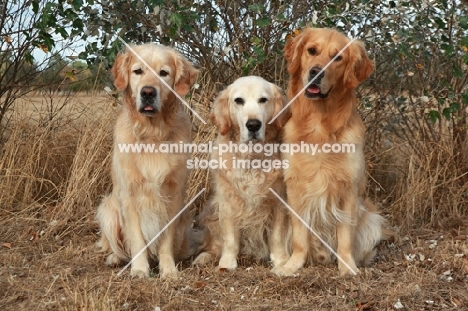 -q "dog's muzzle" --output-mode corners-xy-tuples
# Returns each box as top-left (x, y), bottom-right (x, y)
(305, 66), (330, 99)
(246, 118), (262, 140)
(139, 86), (158, 115)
